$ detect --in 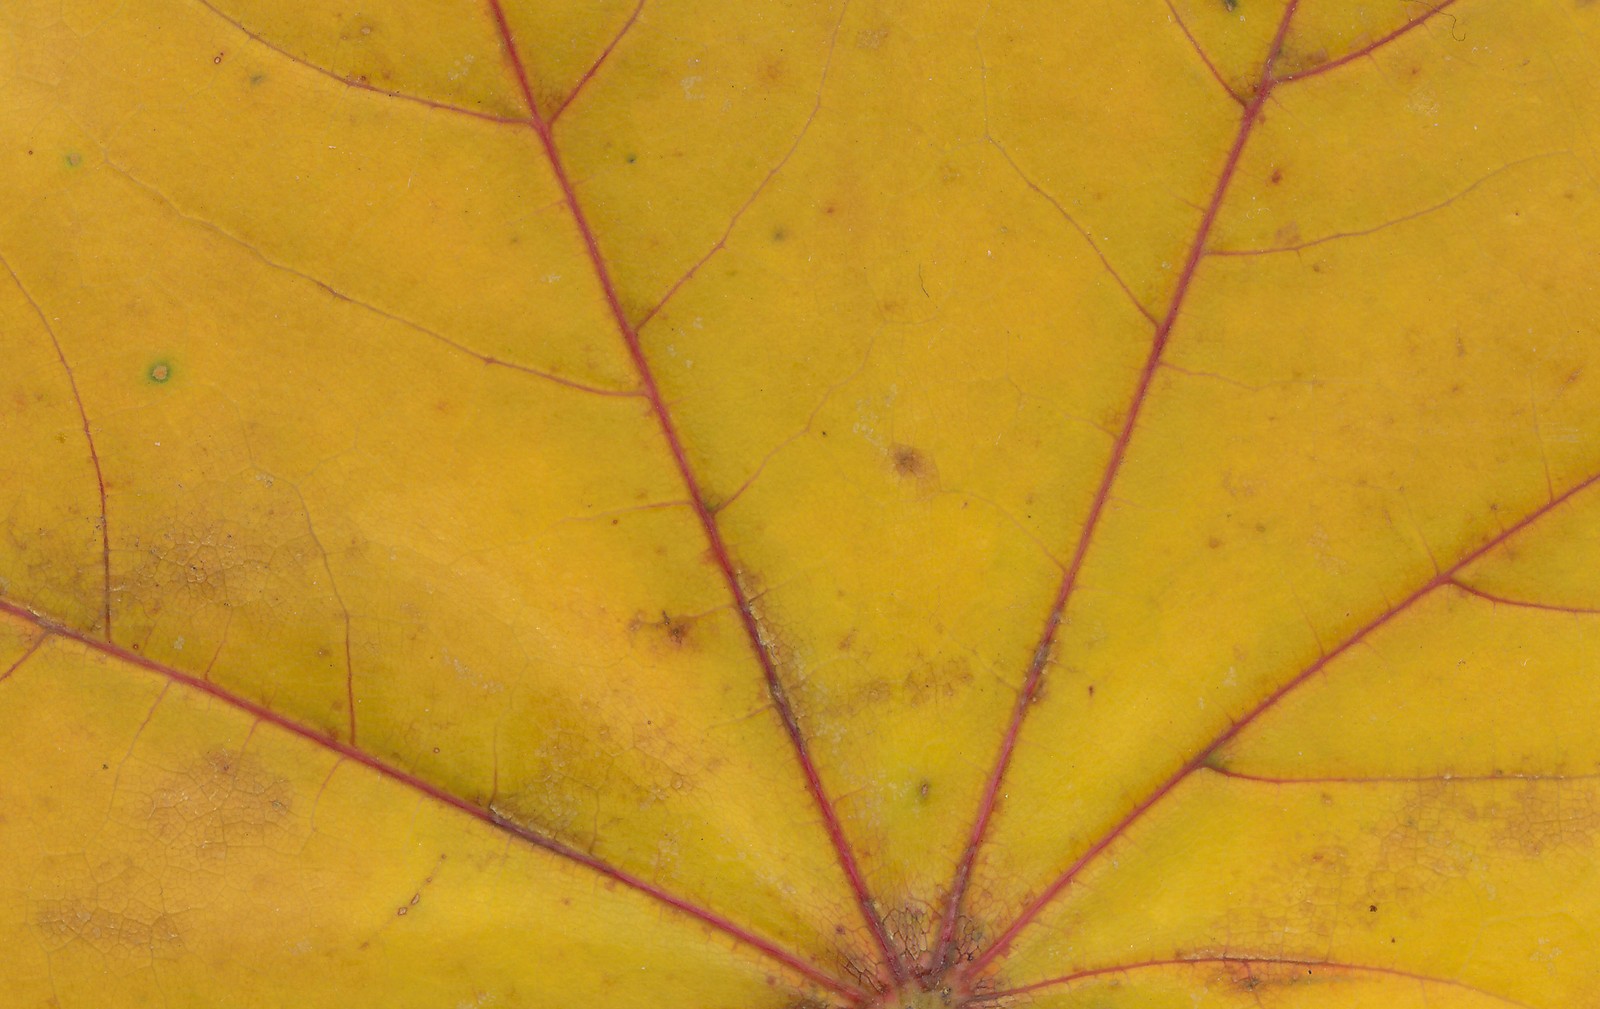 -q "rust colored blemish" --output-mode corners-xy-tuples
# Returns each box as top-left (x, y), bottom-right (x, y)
(629, 609), (694, 648)
(892, 444), (925, 477)
(758, 56), (787, 85)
